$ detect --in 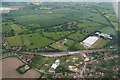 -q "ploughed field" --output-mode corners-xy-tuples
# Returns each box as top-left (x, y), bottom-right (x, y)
(2, 2), (118, 51)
